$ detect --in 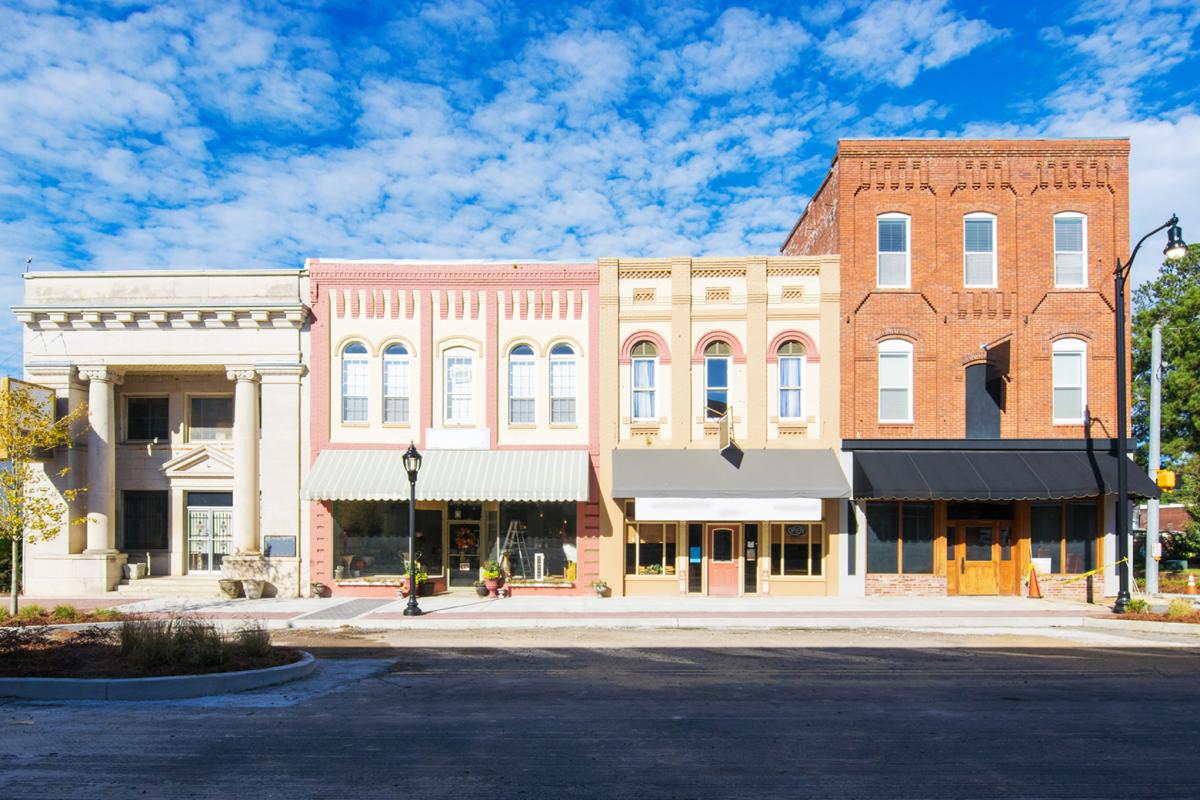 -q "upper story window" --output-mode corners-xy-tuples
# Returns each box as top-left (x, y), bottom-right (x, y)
(878, 339), (913, 424)
(508, 344), (536, 424)
(445, 348), (474, 424)
(1052, 338), (1087, 424)
(549, 343), (577, 424)
(1054, 212), (1087, 287)
(704, 341), (731, 420)
(125, 396), (169, 442)
(341, 342), (369, 423)
(382, 343), (410, 424)
(877, 213), (910, 288)
(188, 395), (234, 442)
(631, 341), (657, 422)
(963, 213), (997, 287)
(777, 340), (806, 420)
